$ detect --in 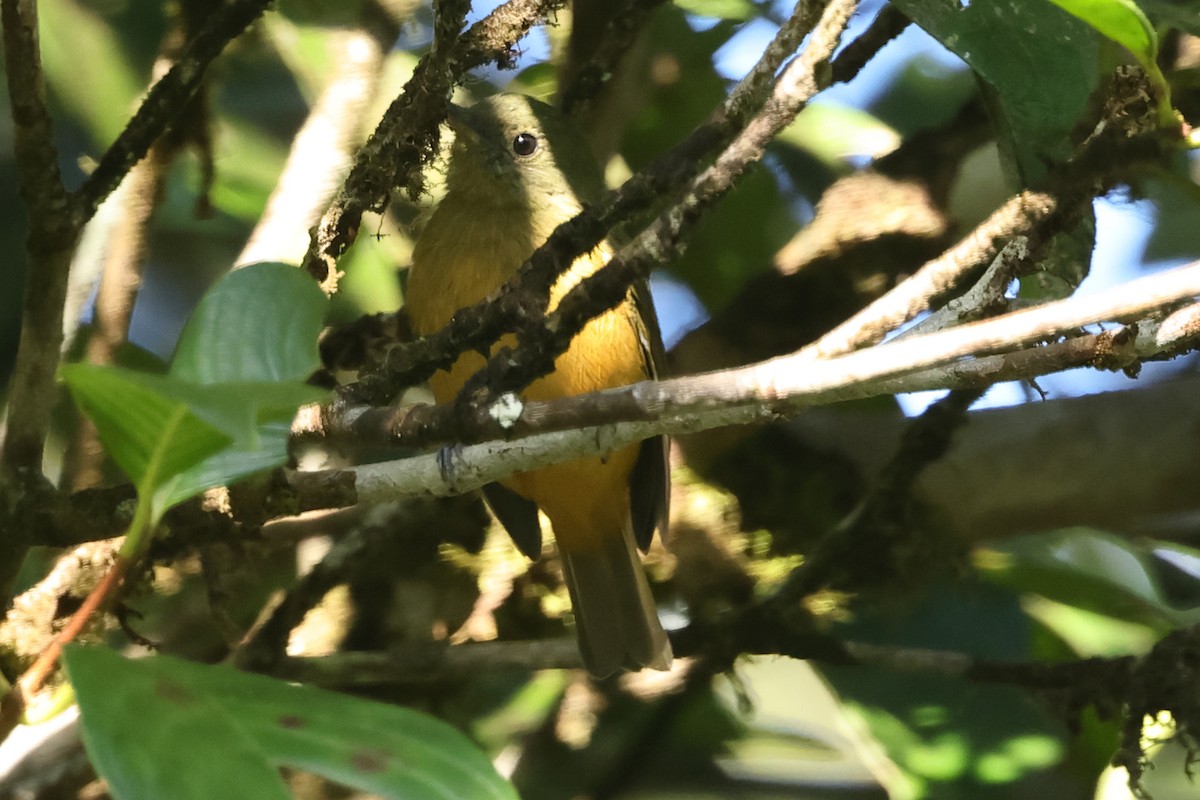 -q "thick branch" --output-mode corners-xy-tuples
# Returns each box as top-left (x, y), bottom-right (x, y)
(1, 0), (77, 479)
(306, 257), (1200, 507)
(0, 0), (80, 606)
